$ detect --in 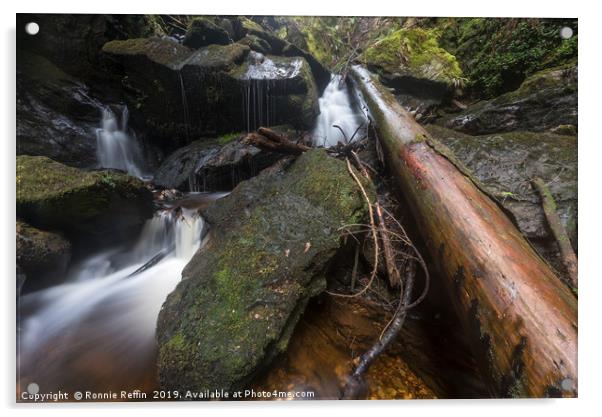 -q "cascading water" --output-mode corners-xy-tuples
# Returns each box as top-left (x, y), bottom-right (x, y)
(313, 75), (366, 148)
(241, 51), (304, 132)
(17, 201), (210, 393)
(96, 106), (148, 179)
